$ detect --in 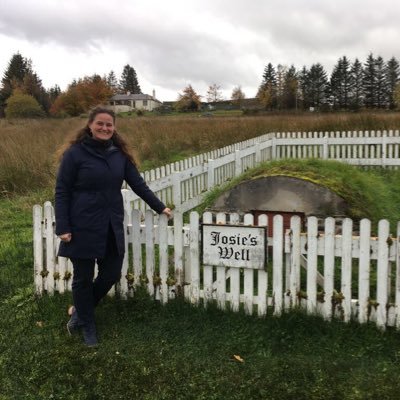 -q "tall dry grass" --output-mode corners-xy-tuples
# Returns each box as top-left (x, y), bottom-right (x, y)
(1, 111), (400, 195)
